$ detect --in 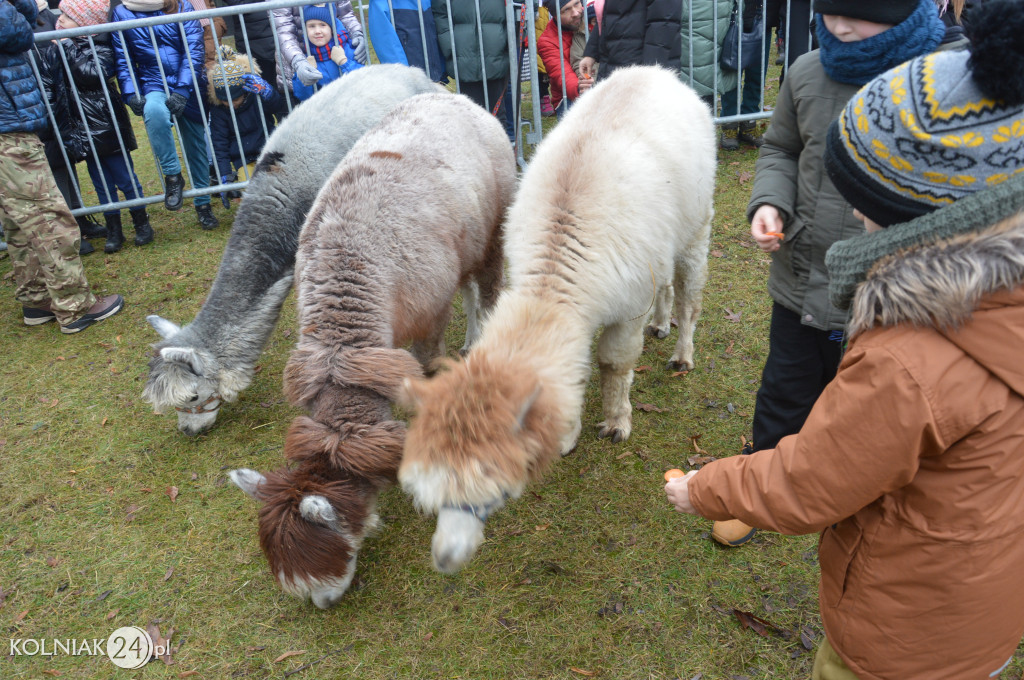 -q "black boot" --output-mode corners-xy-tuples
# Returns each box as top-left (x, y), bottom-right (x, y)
(131, 208), (154, 246)
(104, 213), (125, 253)
(77, 214), (106, 239)
(164, 172), (185, 211)
(719, 123), (740, 151)
(78, 234), (95, 256)
(738, 121), (764, 148)
(195, 204), (220, 230)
